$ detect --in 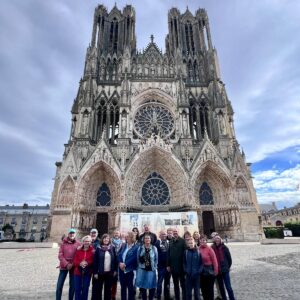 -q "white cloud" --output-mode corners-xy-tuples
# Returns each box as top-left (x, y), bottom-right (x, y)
(253, 165), (300, 205)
